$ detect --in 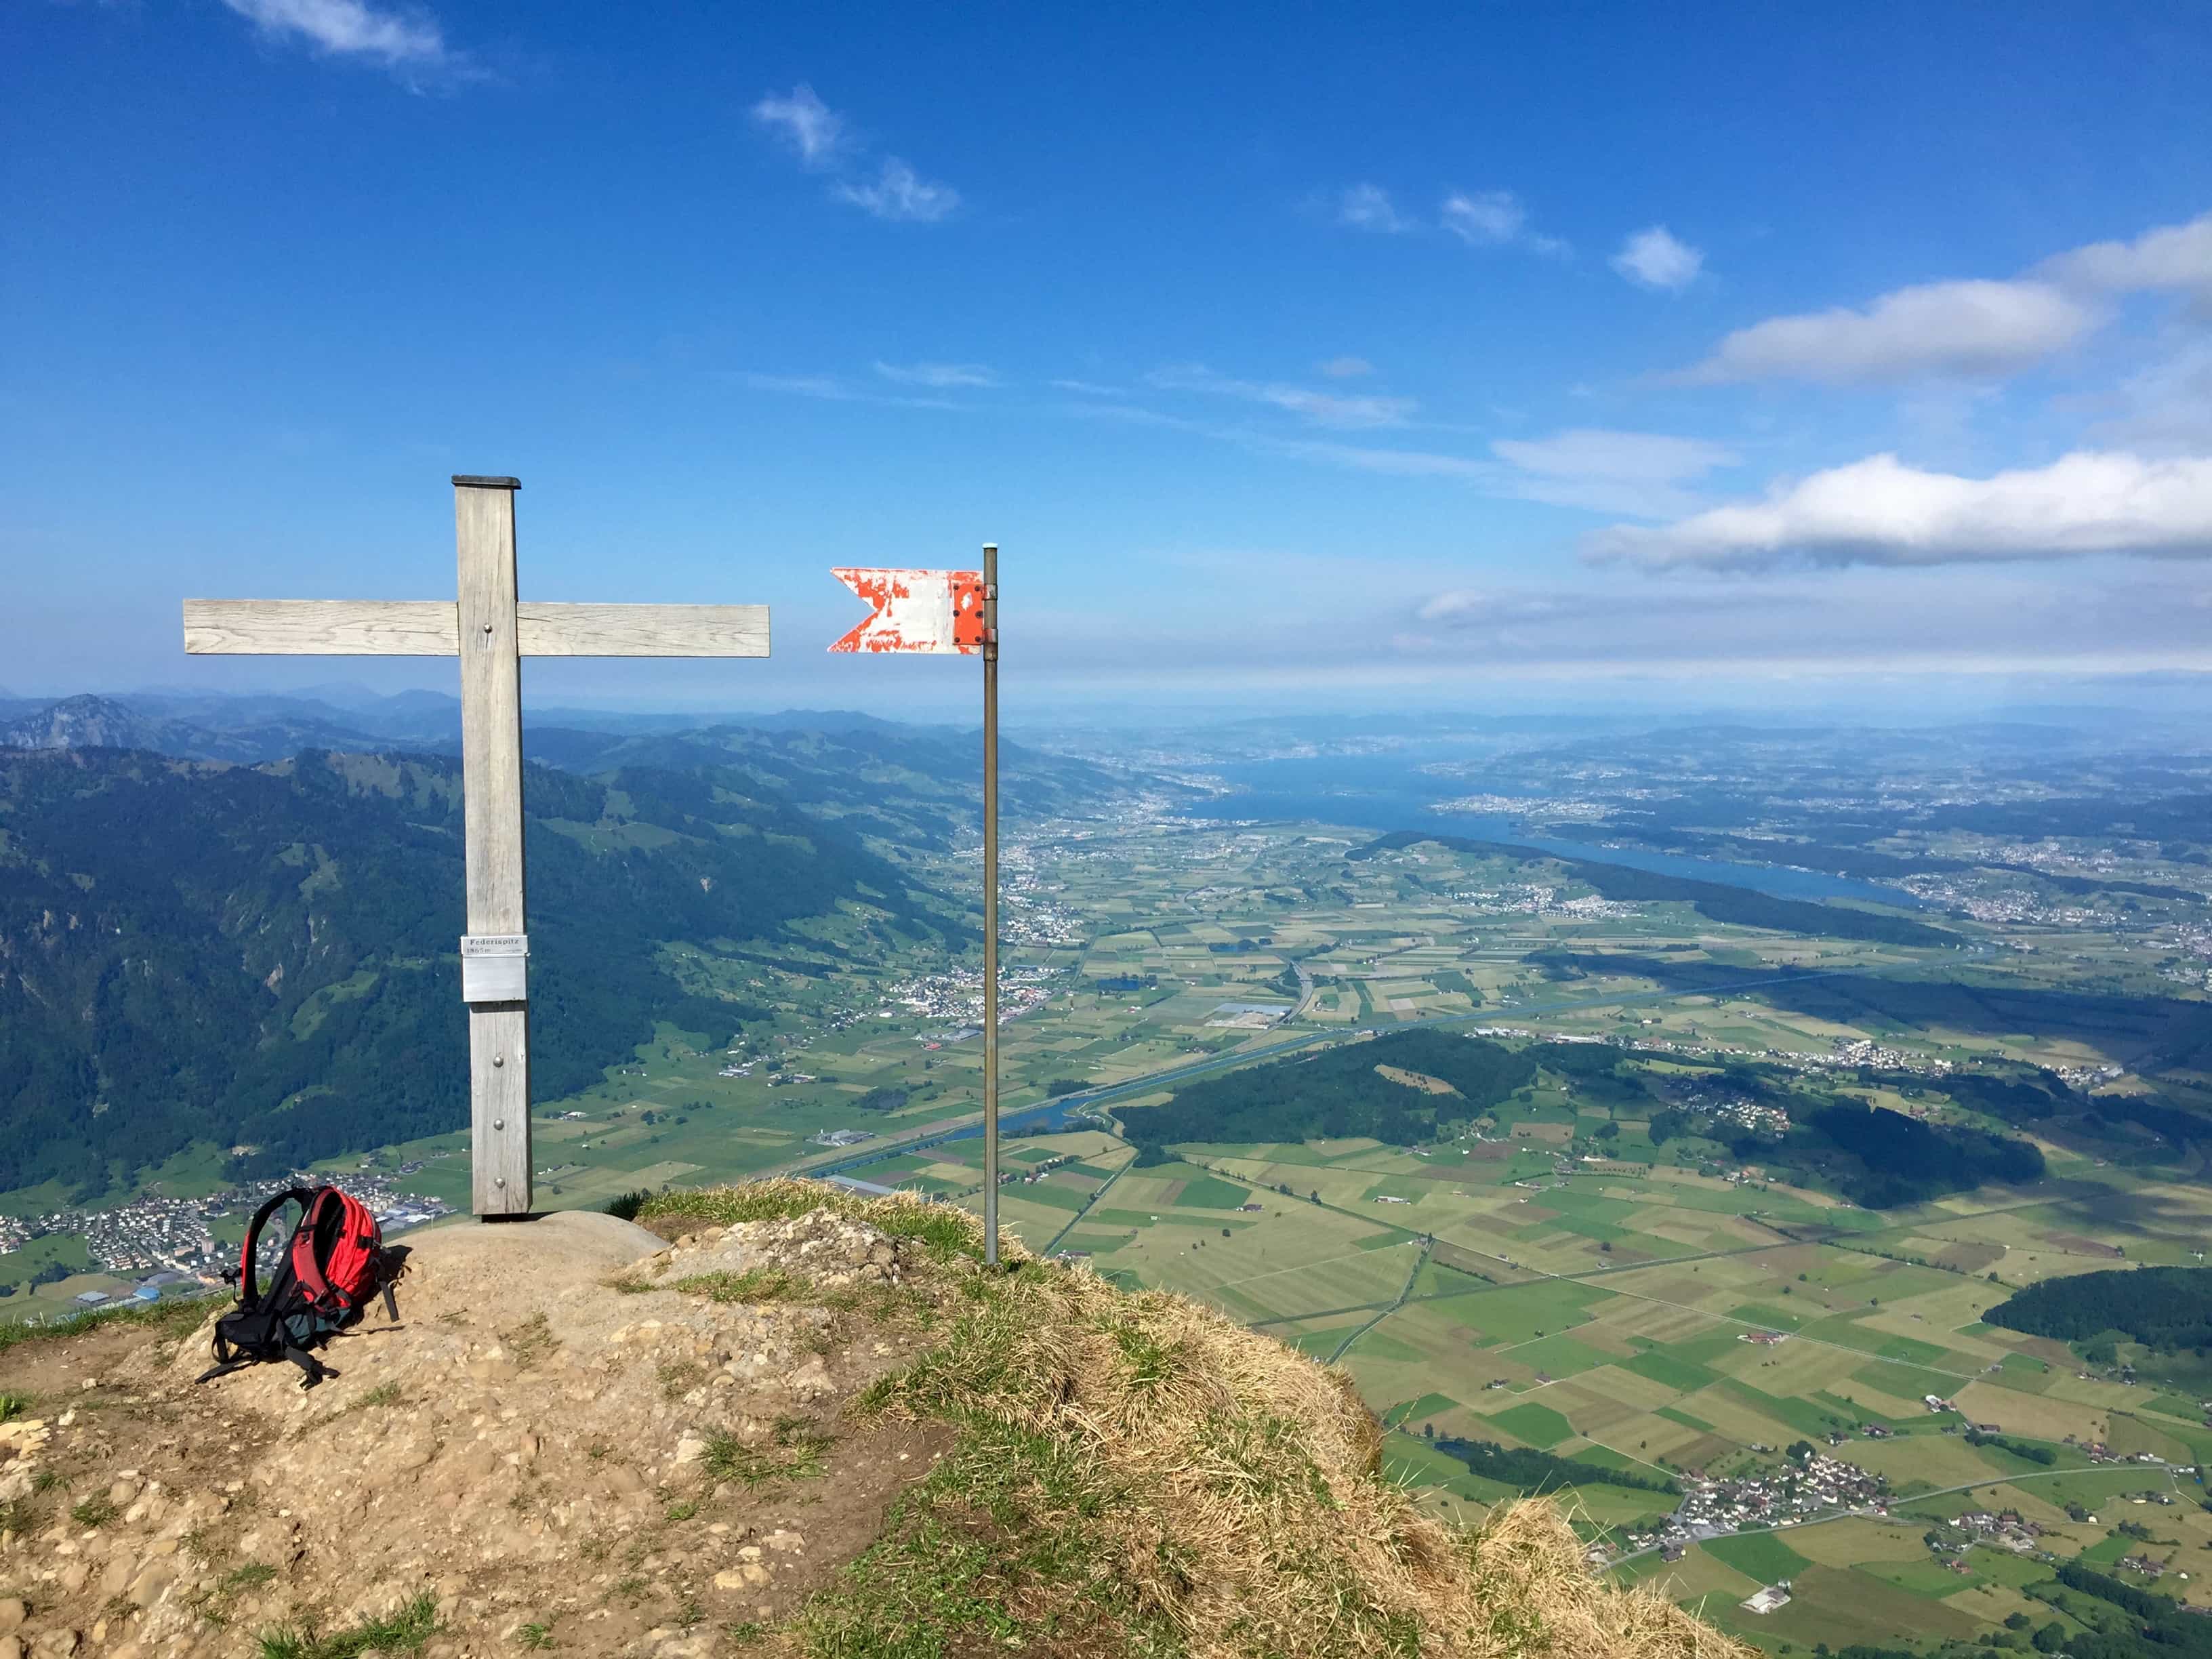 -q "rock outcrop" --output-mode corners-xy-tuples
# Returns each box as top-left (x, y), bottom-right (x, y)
(0, 1183), (1745, 1659)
